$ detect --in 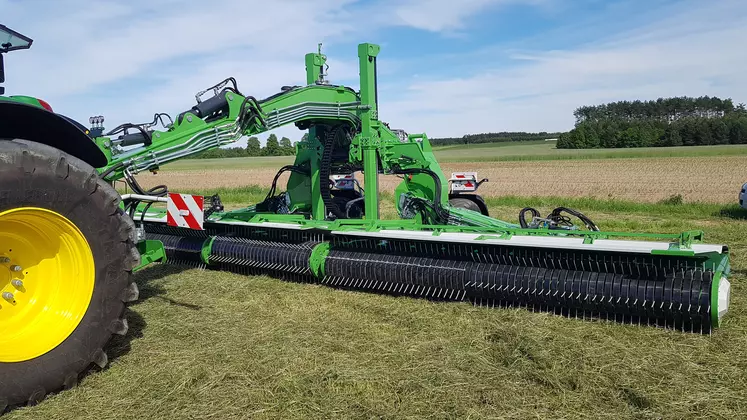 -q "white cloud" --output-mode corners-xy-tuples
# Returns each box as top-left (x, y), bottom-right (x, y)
(378, 0), (747, 137)
(2, 0), (362, 144)
(385, 0), (549, 33)
(5, 0), (357, 97)
(2, 0), (746, 144)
